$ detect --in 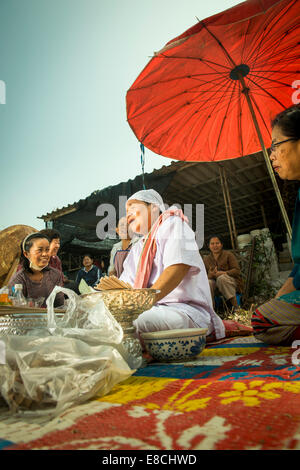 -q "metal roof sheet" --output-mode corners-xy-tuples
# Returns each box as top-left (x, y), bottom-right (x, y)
(39, 151), (298, 248)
